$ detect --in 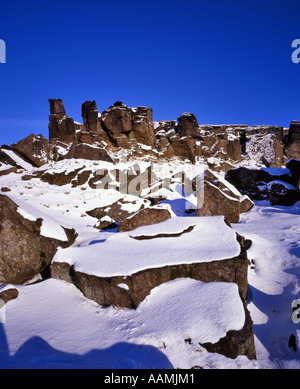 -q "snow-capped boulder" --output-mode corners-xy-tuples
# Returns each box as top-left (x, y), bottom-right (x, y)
(196, 169), (252, 223)
(66, 143), (115, 163)
(200, 297), (256, 359)
(87, 197), (151, 228)
(51, 216), (250, 308)
(0, 194), (77, 284)
(117, 206), (172, 232)
(267, 180), (300, 206)
(196, 180), (240, 223)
